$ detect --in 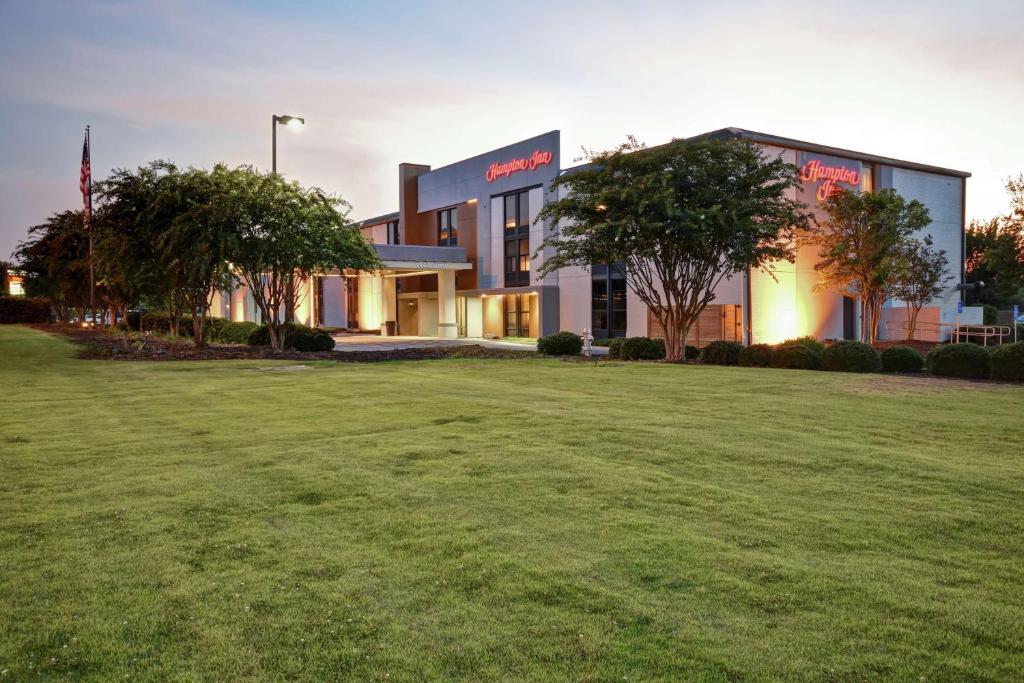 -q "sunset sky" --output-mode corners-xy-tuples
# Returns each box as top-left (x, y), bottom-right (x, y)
(1, 0), (1022, 259)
